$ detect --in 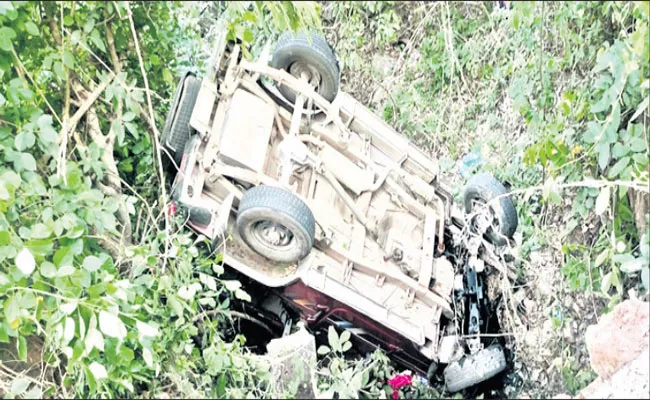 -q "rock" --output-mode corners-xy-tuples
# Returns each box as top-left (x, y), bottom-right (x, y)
(371, 55), (397, 78)
(577, 347), (649, 399)
(438, 335), (463, 364)
(266, 323), (318, 398)
(629, 188), (649, 236)
(585, 298), (649, 379)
